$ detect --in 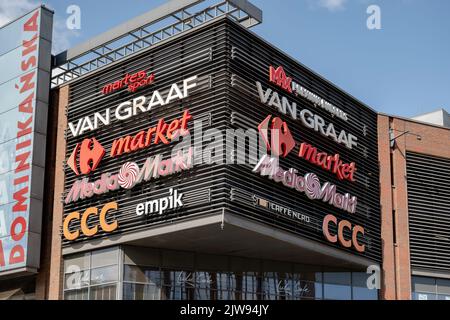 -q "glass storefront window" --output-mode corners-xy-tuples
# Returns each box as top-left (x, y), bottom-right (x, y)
(89, 284), (117, 300)
(123, 283), (161, 300)
(64, 247), (379, 300)
(90, 265), (118, 286)
(64, 288), (89, 300)
(64, 270), (90, 290)
(323, 272), (351, 300)
(412, 276), (450, 300)
(241, 272), (258, 300)
(63, 247), (120, 300)
(437, 279), (450, 297)
(91, 247), (119, 268)
(352, 273), (378, 300)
